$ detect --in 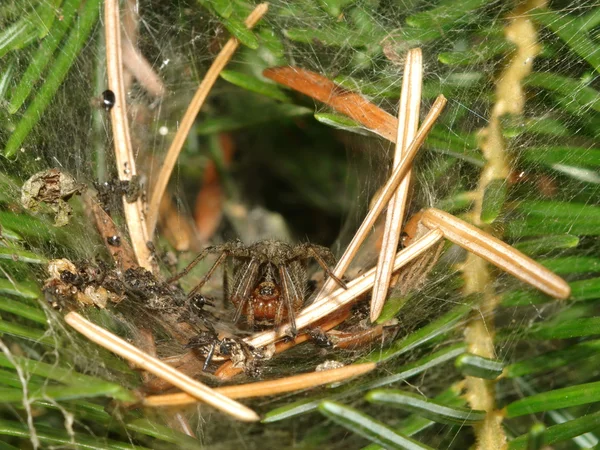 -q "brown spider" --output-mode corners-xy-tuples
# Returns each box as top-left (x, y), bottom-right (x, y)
(168, 239), (347, 335)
